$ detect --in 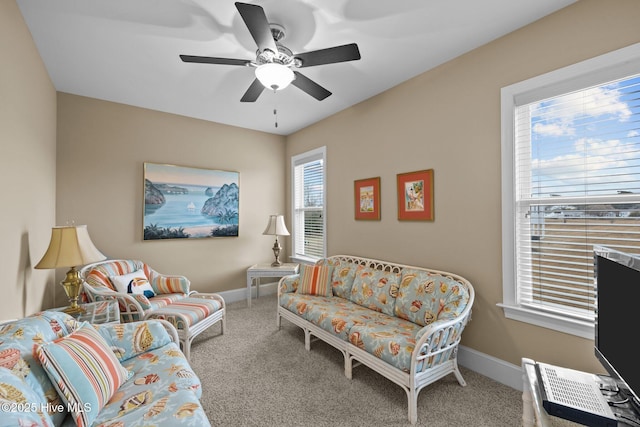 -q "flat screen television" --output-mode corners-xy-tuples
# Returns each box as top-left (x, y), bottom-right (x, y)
(594, 245), (640, 411)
